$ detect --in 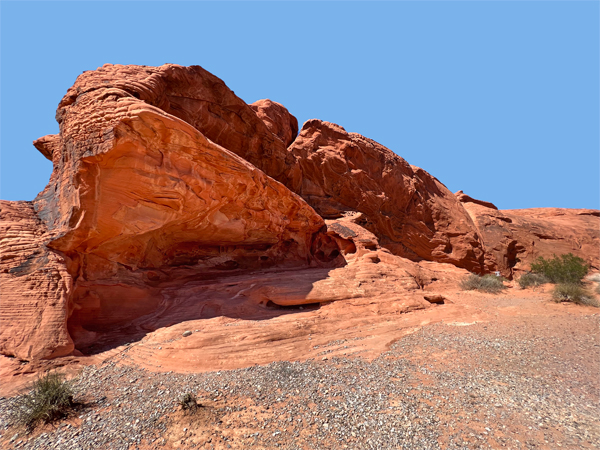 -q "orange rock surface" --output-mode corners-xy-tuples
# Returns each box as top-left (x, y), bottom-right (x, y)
(0, 201), (73, 359)
(284, 120), (489, 272)
(459, 197), (600, 277)
(0, 63), (598, 364)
